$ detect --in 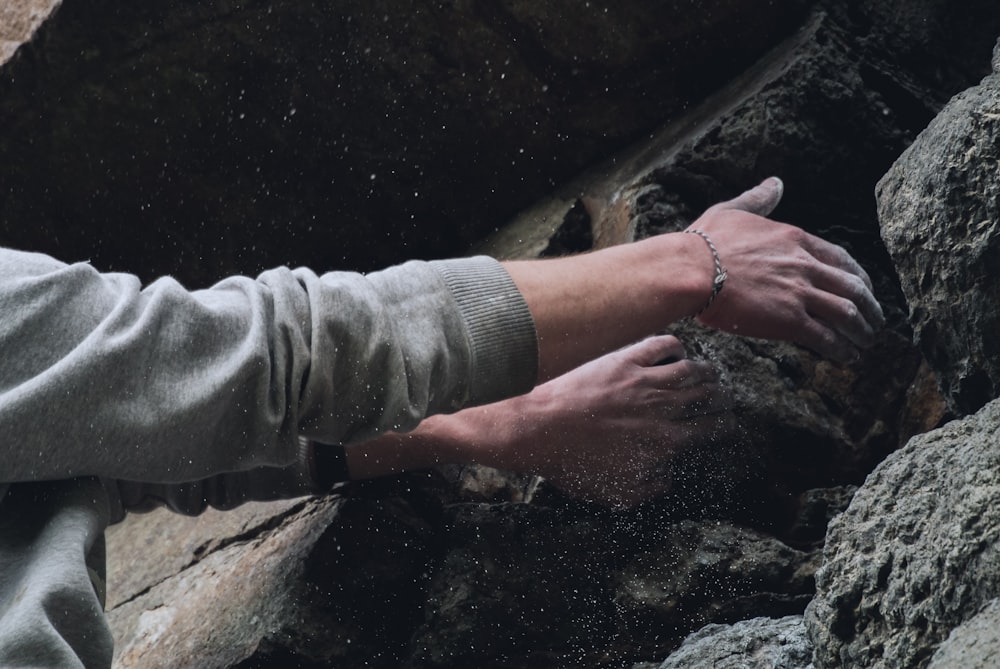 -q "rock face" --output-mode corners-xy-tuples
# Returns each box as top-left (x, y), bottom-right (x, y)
(0, 0), (58, 64)
(806, 398), (1000, 668)
(2, 1), (999, 668)
(404, 509), (817, 667)
(648, 616), (813, 669)
(878, 40), (1000, 416)
(804, 41), (1000, 668)
(927, 598), (1000, 669)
